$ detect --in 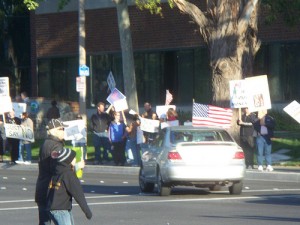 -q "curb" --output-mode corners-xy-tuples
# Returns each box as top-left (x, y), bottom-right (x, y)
(1, 163), (300, 183)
